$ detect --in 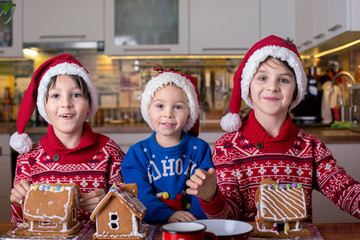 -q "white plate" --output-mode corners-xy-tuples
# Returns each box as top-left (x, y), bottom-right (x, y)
(194, 219), (253, 237)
